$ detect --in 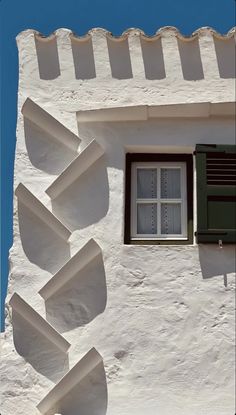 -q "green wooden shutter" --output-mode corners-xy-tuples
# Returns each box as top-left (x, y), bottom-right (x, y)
(195, 144), (236, 243)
